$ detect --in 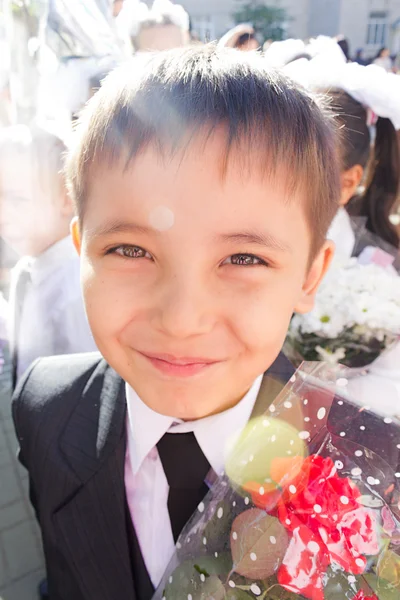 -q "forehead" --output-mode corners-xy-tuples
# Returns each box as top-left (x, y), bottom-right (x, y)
(0, 154), (34, 194)
(138, 24), (185, 51)
(84, 133), (310, 247)
(0, 152), (54, 203)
